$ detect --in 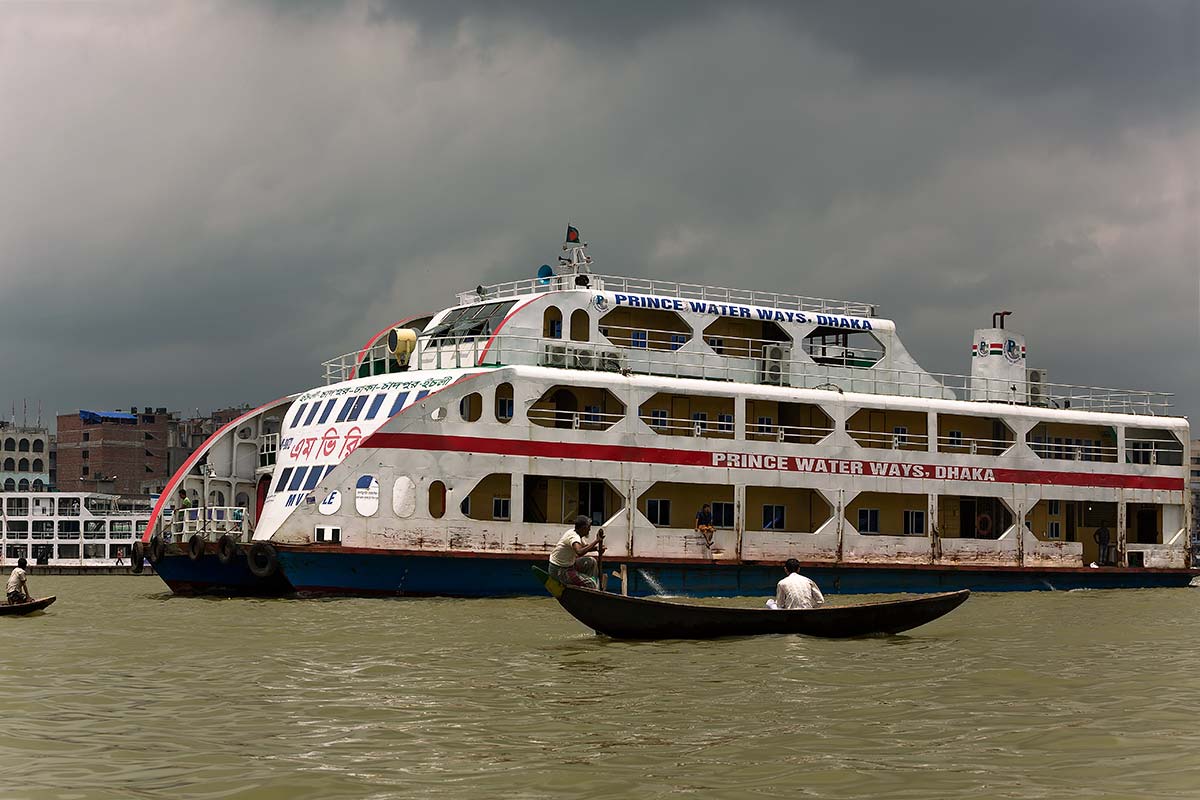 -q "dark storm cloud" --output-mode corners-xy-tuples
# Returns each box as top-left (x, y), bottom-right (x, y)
(0, 1), (1196, 429)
